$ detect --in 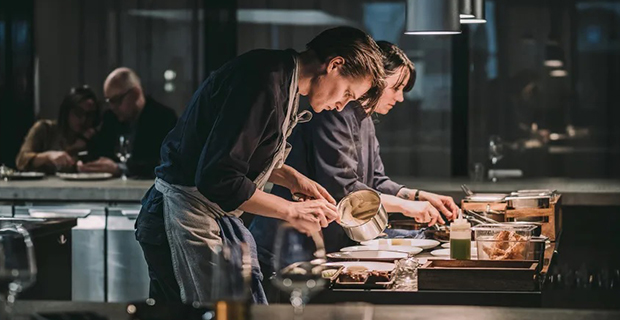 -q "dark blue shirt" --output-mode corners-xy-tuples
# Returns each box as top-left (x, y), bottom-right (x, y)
(155, 49), (296, 212)
(250, 102), (404, 265)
